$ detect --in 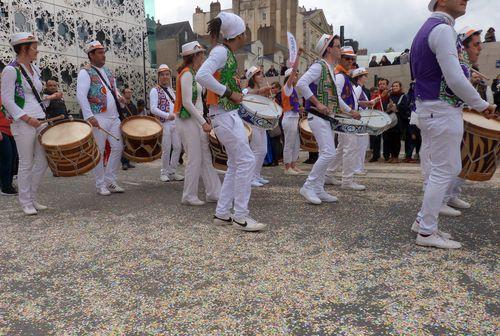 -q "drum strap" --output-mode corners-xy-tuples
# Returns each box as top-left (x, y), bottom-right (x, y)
(17, 64), (46, 113)
(307, 108), (340, 130)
